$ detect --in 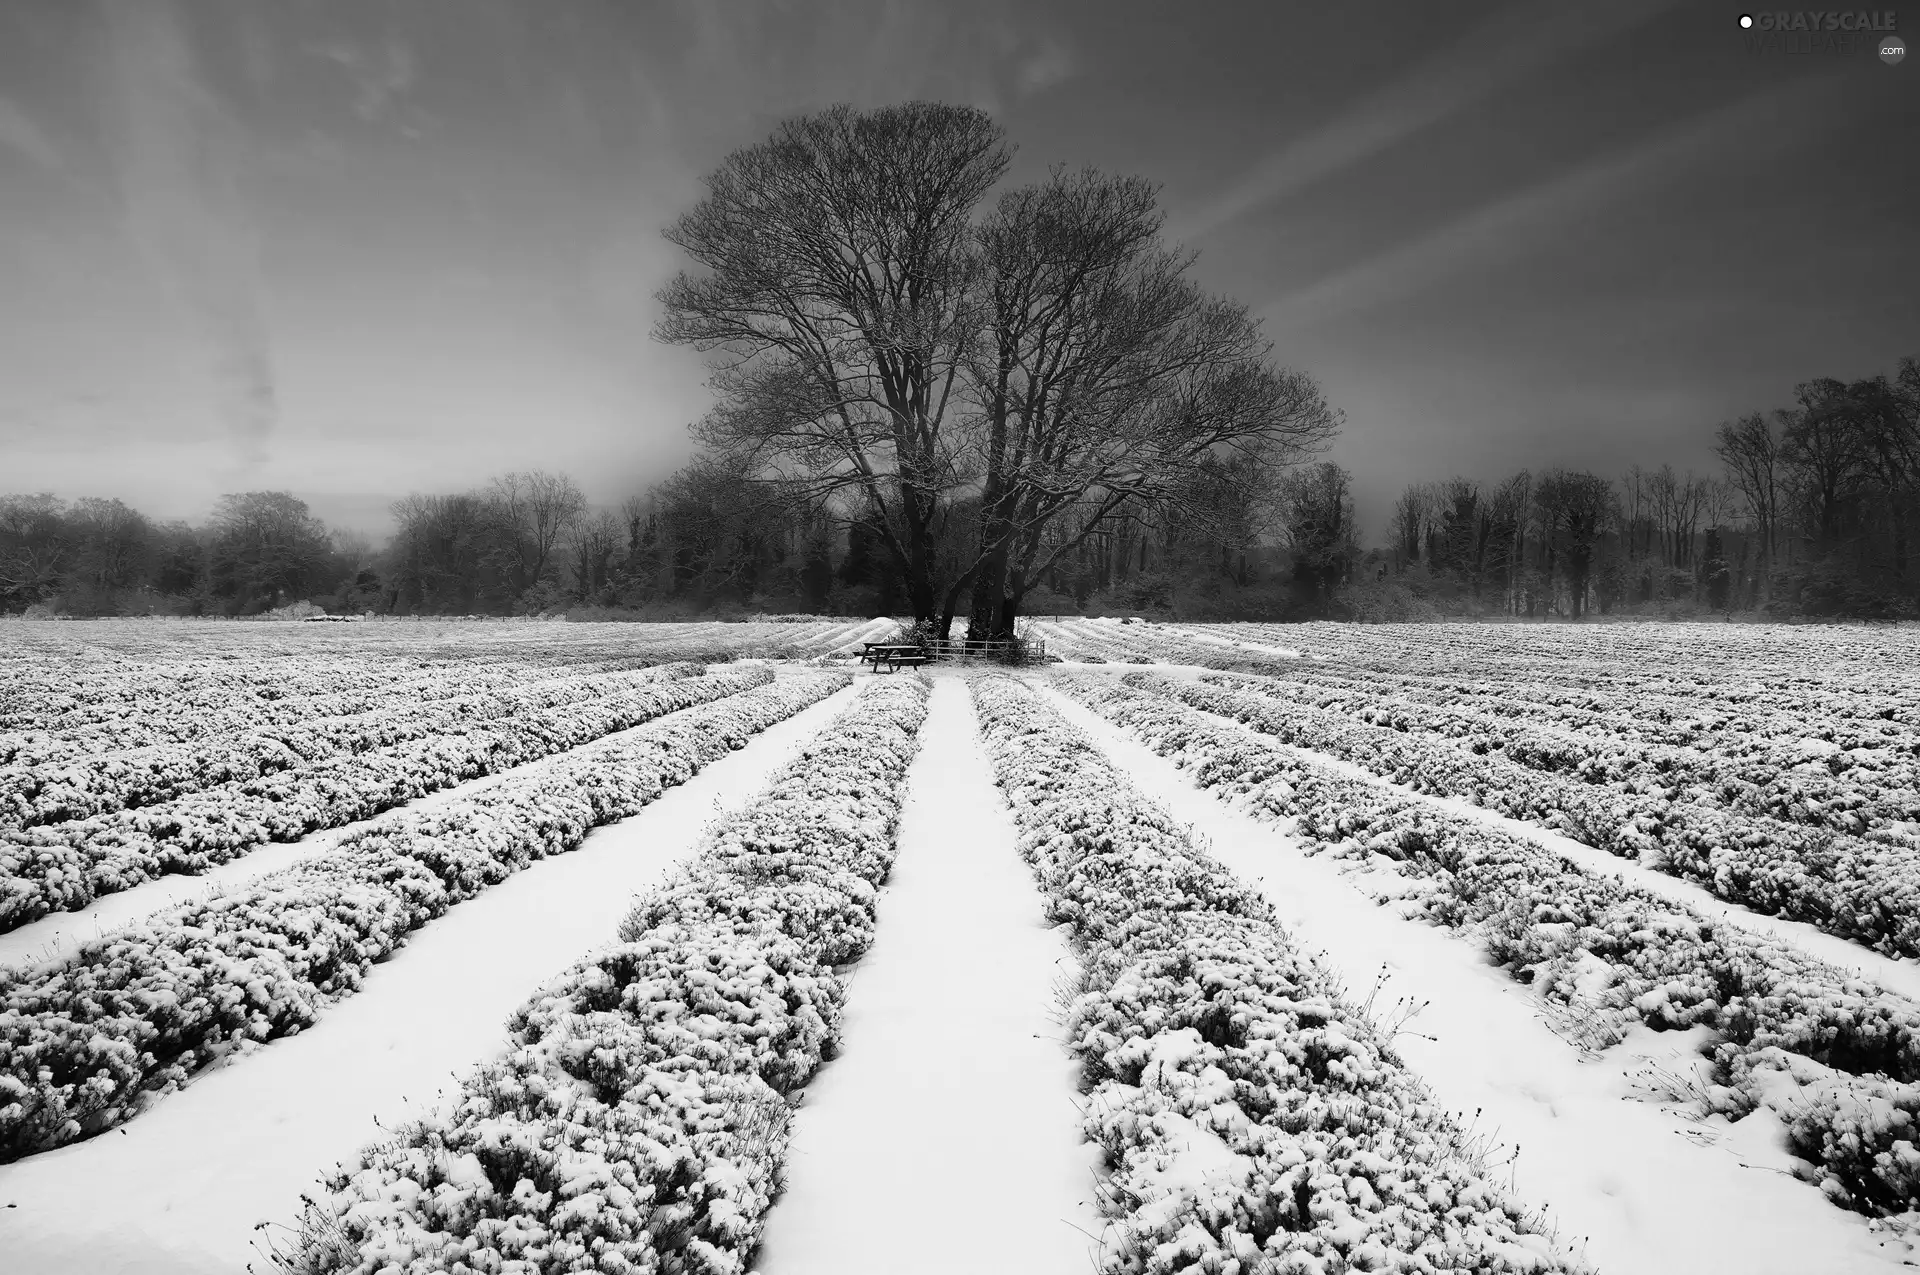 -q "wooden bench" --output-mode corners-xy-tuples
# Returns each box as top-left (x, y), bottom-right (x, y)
(877, 651), (928, 673)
